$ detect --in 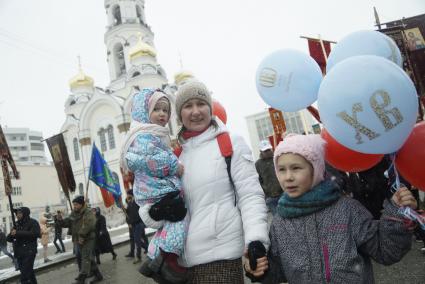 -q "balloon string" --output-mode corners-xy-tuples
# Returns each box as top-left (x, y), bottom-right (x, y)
(389, 152), (425, 230)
